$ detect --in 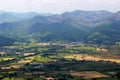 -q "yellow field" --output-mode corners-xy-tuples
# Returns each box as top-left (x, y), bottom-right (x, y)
(18, 60), (32, 64)
(3, 58), (13, 61)
(70, 71), (110, 79)
(64, 54), (120, 64)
